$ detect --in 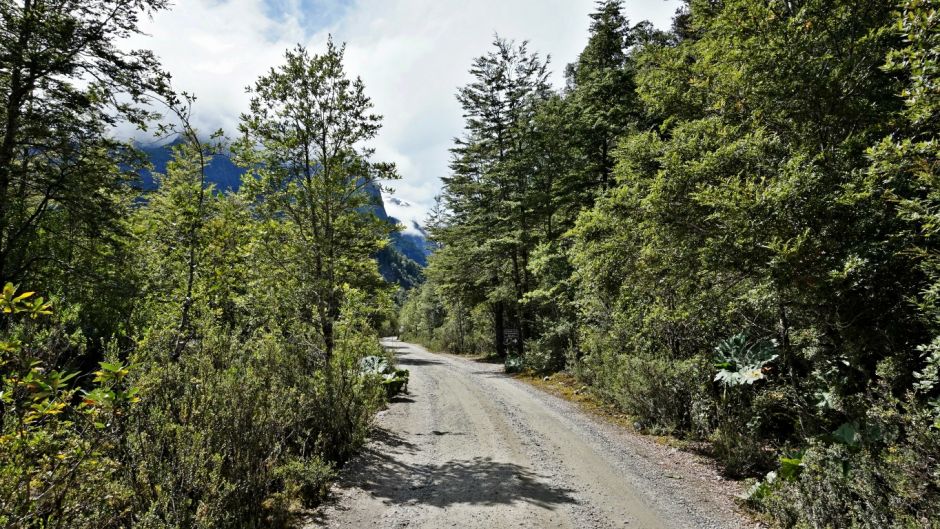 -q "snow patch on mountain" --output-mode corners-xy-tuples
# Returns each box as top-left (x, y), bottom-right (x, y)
(382, 190), (428, 237)
(388, 197), (412, 208)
